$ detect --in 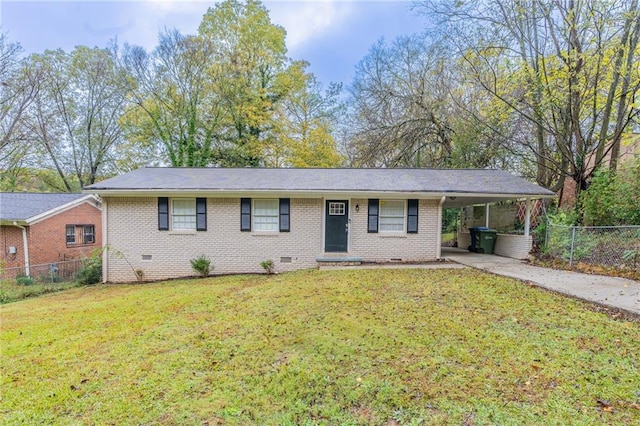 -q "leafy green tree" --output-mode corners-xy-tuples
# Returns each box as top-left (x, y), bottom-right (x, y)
(122, 30), (219, 167)
(580, 159), (640, 225)
(272, 74), (345, 167)
(198, 0), (309, 166)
